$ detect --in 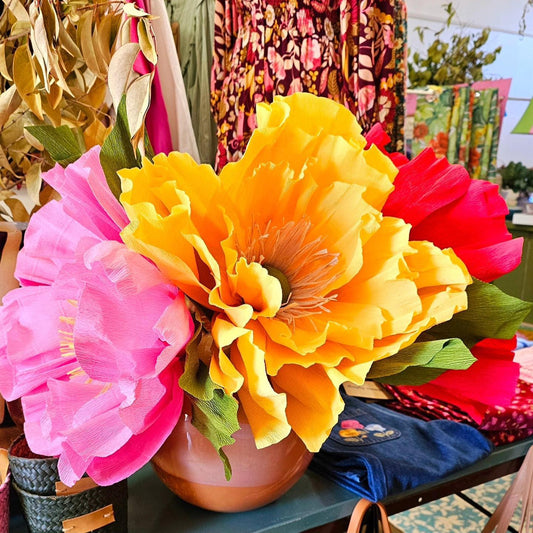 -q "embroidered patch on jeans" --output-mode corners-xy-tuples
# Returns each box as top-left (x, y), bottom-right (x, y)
(330, 411), (401, 446)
